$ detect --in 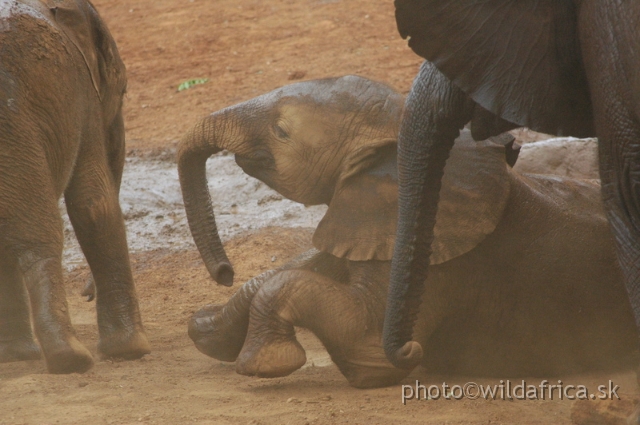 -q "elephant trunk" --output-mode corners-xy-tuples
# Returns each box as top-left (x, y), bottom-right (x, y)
(383, 61), (473, 370)
(178, 109), (248, 286)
